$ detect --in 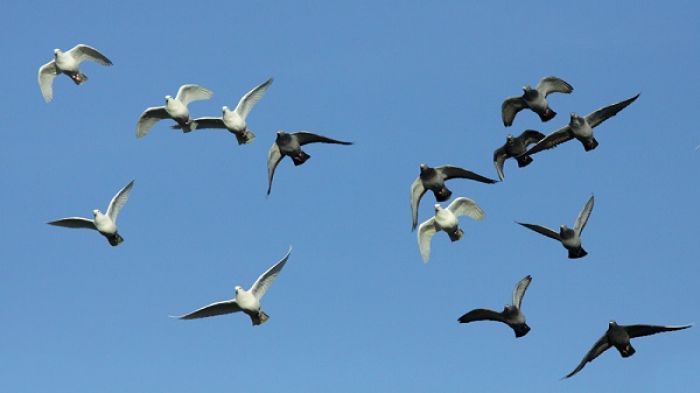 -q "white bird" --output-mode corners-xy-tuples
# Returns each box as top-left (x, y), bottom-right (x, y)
(173, 247), (292, 326)
(417, 197), (485, 263)
(136, 84), (213, 138)
(172, 78), (273, 145)
(38, 44), (113, 103)
(48, 180), (134, 246)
